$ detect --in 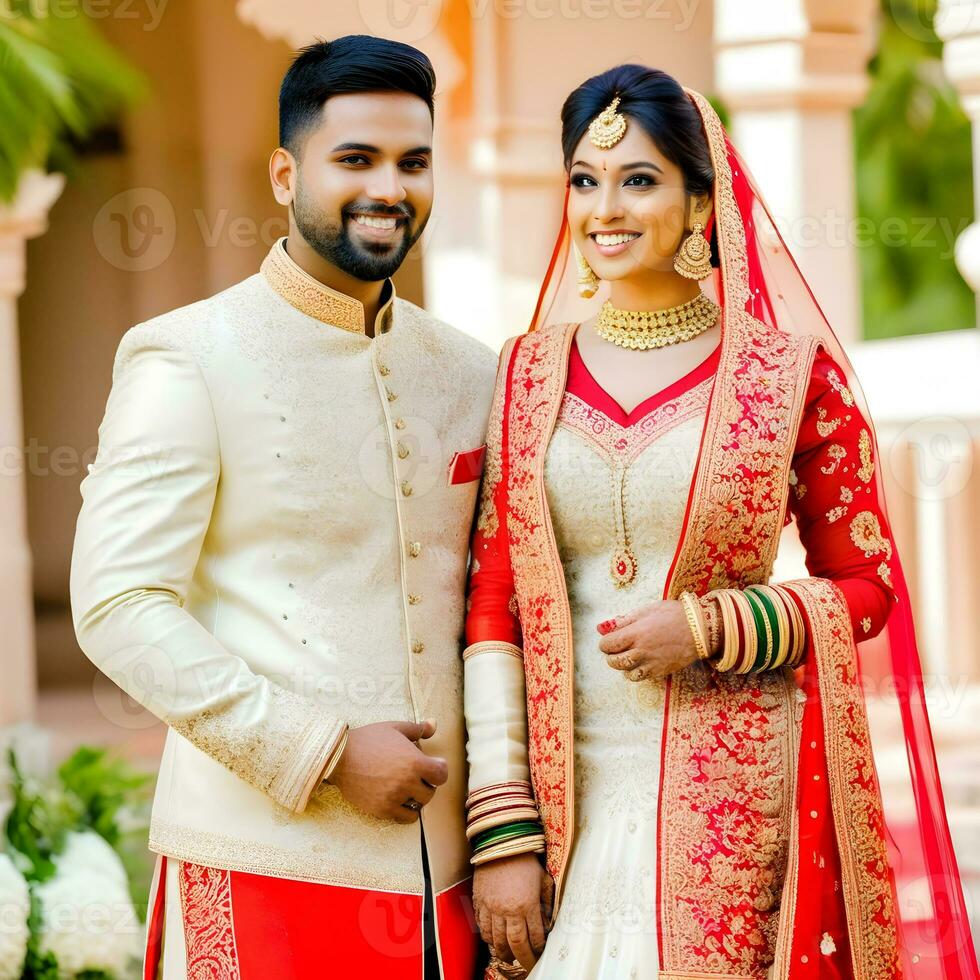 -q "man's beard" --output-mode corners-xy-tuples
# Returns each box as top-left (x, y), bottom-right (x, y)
(293, 182), (427, 282)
